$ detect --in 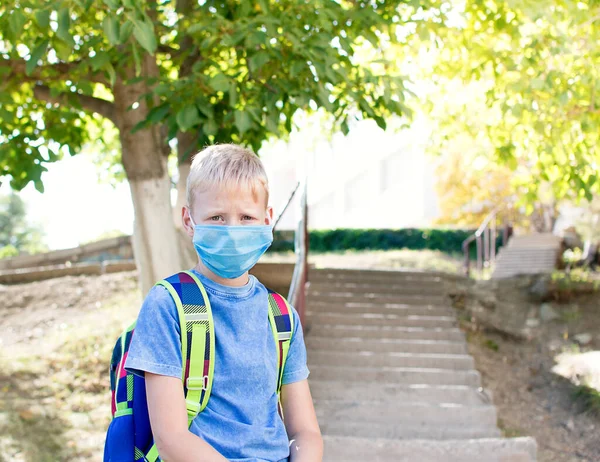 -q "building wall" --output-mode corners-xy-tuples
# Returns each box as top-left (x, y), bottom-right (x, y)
(260, 117), (441, 230)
